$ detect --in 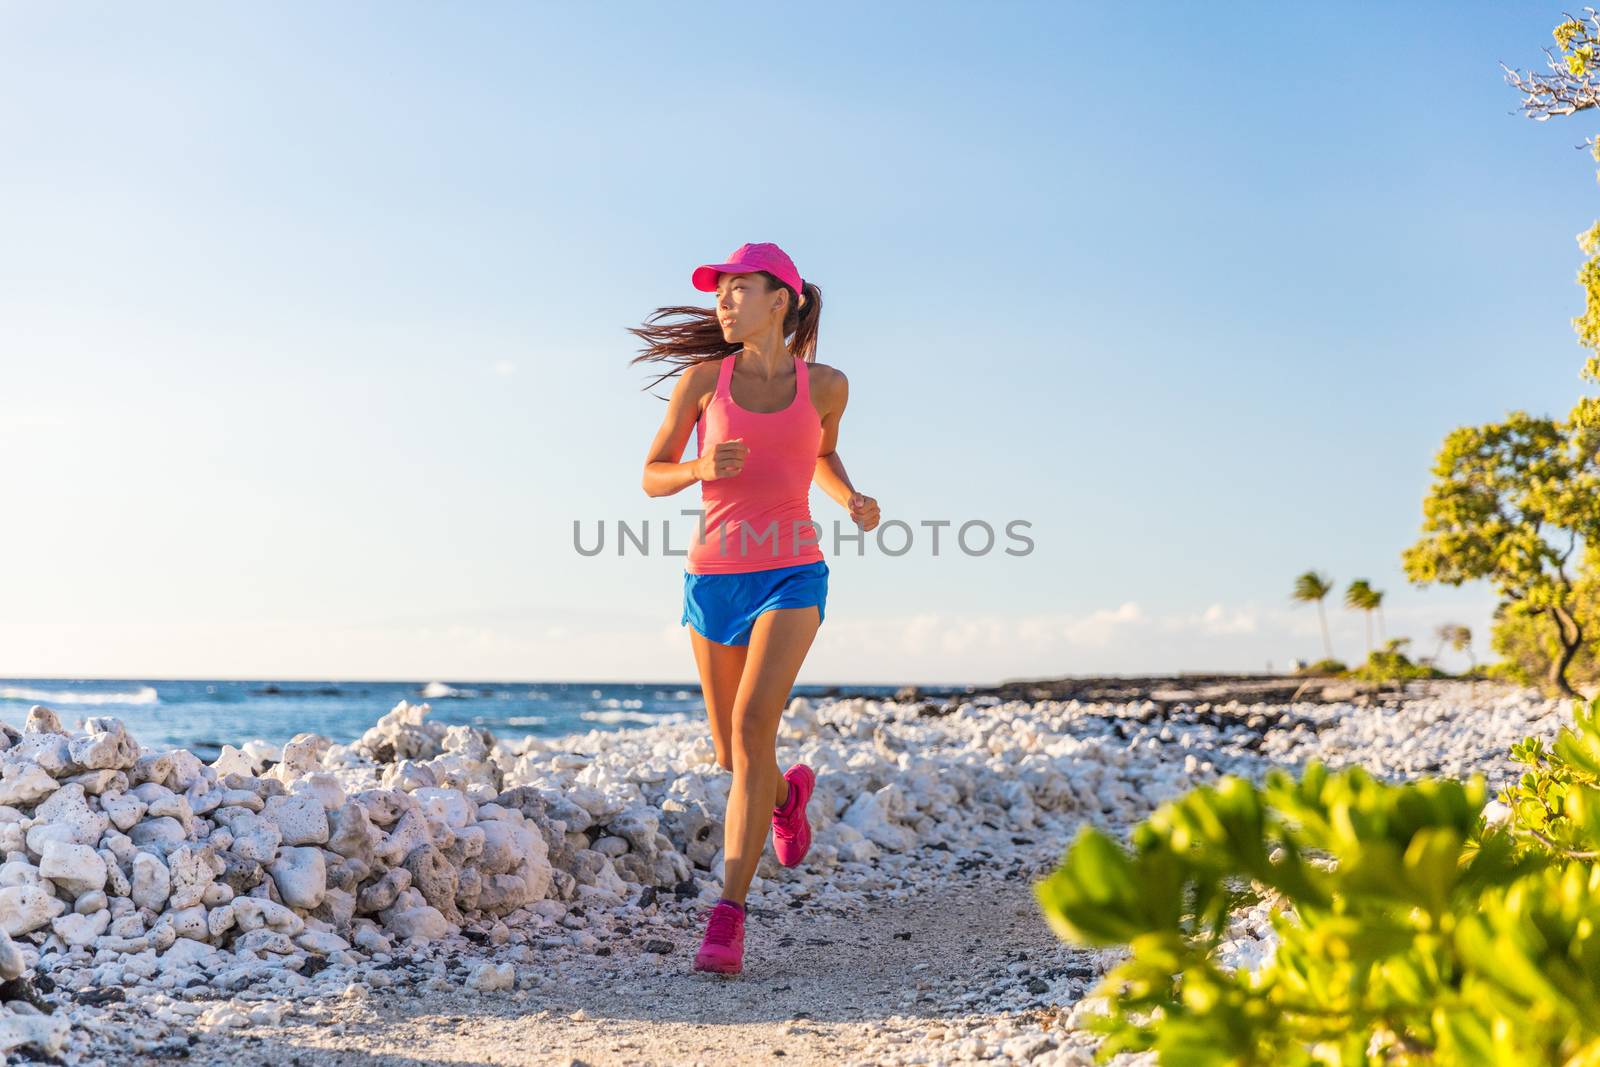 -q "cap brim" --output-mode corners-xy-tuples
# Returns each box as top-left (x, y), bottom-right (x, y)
(691, 262), (758, 292)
